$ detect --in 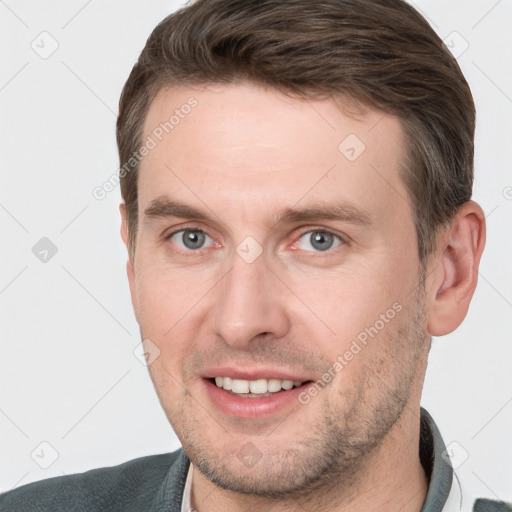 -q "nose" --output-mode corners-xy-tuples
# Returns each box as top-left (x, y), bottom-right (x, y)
(211, 252), (290, 349)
